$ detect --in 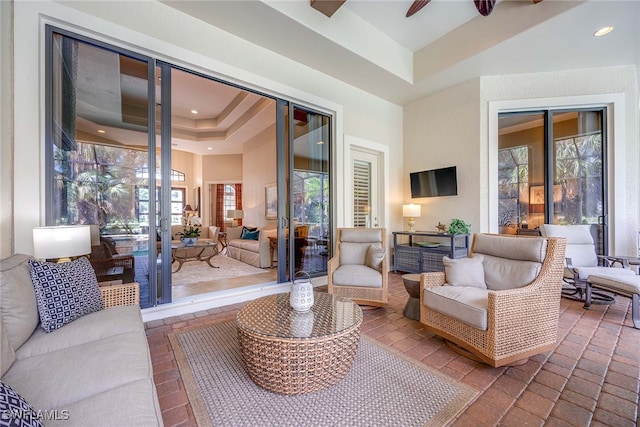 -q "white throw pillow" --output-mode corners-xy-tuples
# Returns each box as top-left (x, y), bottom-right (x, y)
(443, 255), (486, 289)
